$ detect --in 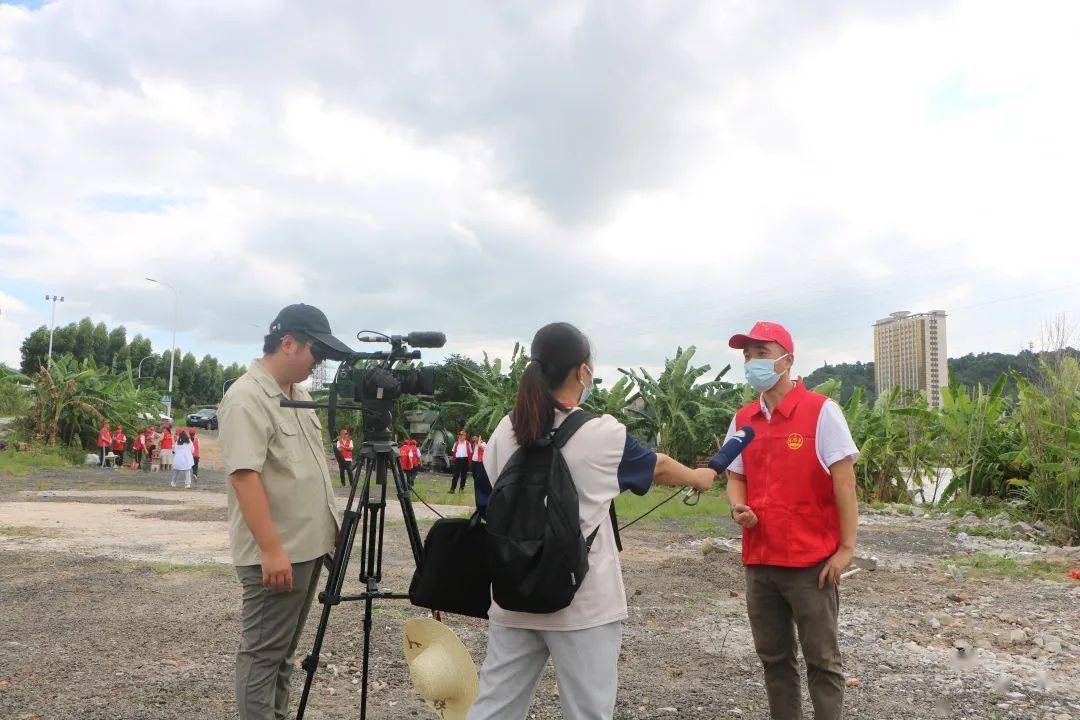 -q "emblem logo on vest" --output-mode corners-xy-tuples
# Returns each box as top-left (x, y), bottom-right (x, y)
(786, 433), (804, 450)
